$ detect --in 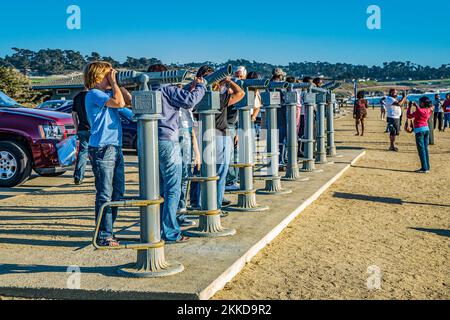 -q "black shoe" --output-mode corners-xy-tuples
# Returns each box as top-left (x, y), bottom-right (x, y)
(220, 211), (229, 218)
(74, 178), (83, 185)
(222, 198), (232, 206)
